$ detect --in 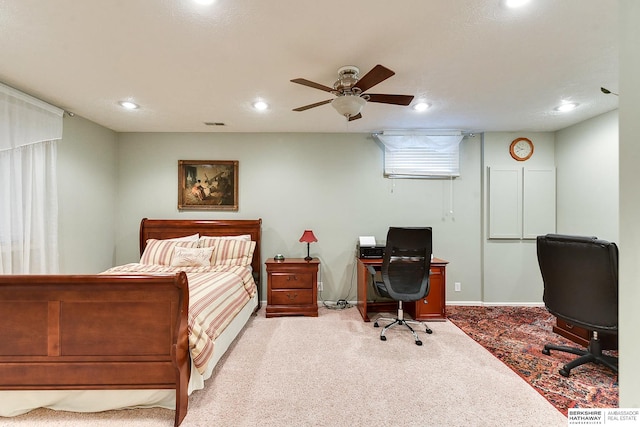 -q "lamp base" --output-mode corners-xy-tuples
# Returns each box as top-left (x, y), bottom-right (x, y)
(304, 242), (312, 261)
